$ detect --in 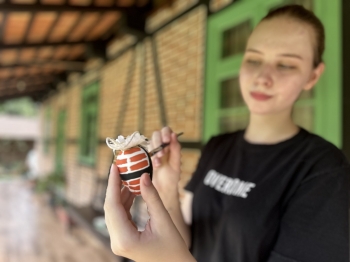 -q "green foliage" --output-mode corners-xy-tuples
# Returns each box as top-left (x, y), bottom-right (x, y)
(35, 172), (66, 194)
(0, 97), (38, 117)
(35, 173), (67, 207)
